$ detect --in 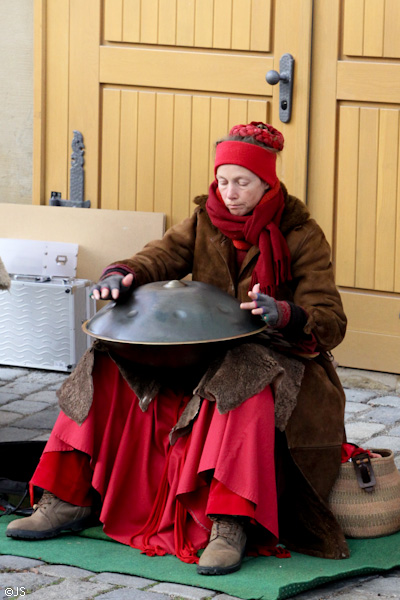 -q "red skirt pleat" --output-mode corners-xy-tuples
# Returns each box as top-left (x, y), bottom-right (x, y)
(31, 353), (278, 562)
